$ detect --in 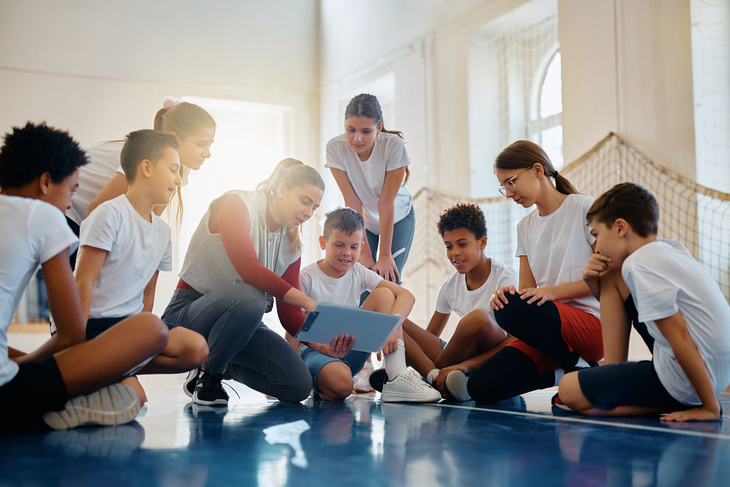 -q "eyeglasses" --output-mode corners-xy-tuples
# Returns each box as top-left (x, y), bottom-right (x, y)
(498, 168), (531, 196)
